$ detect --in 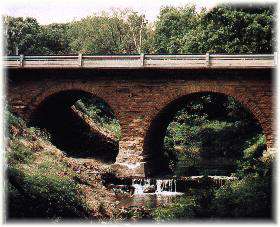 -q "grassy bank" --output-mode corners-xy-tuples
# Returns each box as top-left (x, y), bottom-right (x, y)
(6, 110), (121, 221)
